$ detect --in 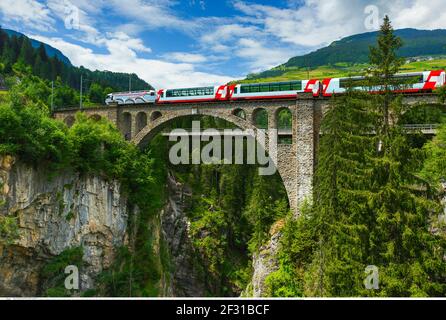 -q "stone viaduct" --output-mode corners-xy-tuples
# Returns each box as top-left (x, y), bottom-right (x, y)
(53, 93), (440, 215)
